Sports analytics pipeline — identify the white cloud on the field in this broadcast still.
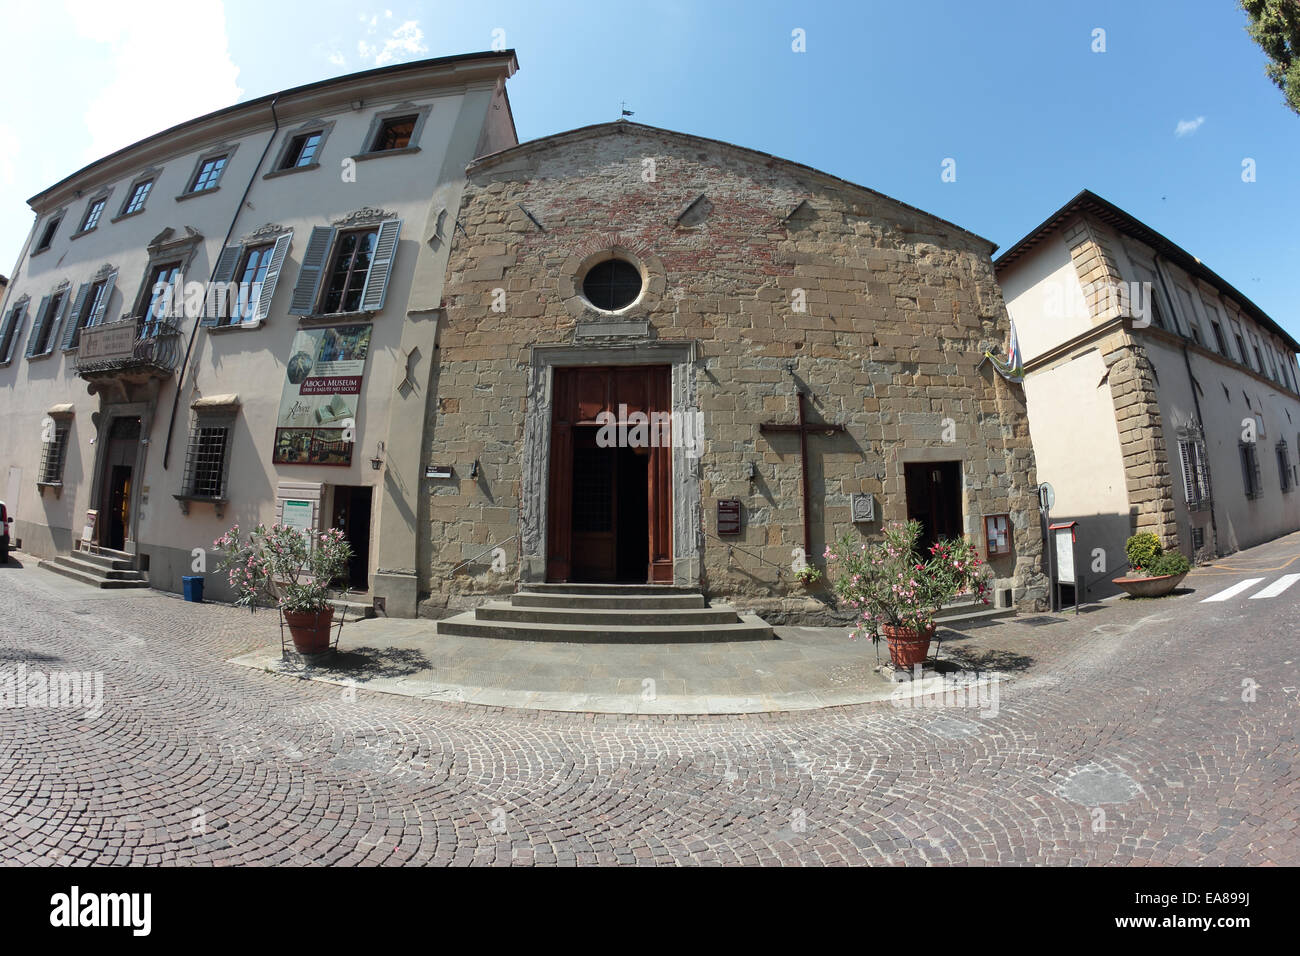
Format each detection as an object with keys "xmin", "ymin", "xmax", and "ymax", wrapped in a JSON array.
[
  {"xmin": 356, "ymin": 17, "xmax": 428, "ymax": 67},
  {"xmin": 327, "ymin": 51, "xmax": 346, "ymax": 66},
  {"xmin": 1175, "ymin": 116, "xmax": 1205, "ymax": 137},
  {"xmin": 65, "ymin": 0, "xmax": 242, "ymax": 161}
]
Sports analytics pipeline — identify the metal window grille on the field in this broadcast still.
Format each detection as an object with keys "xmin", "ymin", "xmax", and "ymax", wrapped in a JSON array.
[
  {"xmin": 1190, "ymin": 527, "xmax": 1205, "ymax": 551},
  {"xmin": 183, "ymin": 421, "xmax": 230, "ymax": 498},
  {"xmin": 38, "ymin": 422, "xmax": 70, "ymax": 485}
]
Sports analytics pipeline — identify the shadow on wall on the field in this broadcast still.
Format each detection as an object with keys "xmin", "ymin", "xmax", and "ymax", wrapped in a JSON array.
[{"xmin": 1039, "ymin": 510, "xmax": 1135, "ymax": 602}]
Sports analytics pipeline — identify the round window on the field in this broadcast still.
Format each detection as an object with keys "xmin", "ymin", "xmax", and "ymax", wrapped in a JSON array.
[{"xmin": 582, "ymin": 258, "xmax": 643, "ymax": 312}]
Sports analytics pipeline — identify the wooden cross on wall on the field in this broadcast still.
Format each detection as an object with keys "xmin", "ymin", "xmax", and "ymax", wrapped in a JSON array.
[{"xmin": 759, "ymin": 388, "xmax": 846, "ymax": 559}]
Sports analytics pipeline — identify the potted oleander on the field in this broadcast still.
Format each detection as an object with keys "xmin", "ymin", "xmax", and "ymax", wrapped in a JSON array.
[
  {"xmin": 215, "ymin": 523, "xmax": 353, "ymax": 654},
  {"xmin": 826, "ymin": 519, "xmax": 992, "ymax": 667},
  {"xmin": 1111, "ymin": 532, "xmax": 1190, "ymax": 598}
]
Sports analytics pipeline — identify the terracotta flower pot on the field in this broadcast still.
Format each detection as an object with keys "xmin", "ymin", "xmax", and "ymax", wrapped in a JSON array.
[
  {"xmin": 1111, "ymin": 572, "xmax": 1187, "ymax": 598},
  {"xmin": 283, "ymin": 606, "xmax": 335, "ymax": 654},
  {"xmin": 882, "ymin": 623, "xmax": 935, "ymax": 668}
]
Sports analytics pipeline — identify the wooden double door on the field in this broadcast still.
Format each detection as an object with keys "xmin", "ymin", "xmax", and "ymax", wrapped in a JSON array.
[{"xmin": 547, "ymin": 365, "xmax": 673, "ymax": 583}]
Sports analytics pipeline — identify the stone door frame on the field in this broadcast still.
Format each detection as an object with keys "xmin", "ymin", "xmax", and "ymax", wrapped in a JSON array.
[{"xmin": 520, "ymin": 341, "xmax": 700, "ymax": 586}]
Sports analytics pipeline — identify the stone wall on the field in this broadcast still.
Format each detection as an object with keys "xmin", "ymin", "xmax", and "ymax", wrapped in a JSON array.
[{"xmin": 421, "ymin": 123, "xmax": 1048, "ymax": 619}]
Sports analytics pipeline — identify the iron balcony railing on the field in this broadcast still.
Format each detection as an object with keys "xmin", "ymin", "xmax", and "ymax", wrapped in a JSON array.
[{"xmin": 75, "ymin": 316, "xmax": 184, "ymax": 377}]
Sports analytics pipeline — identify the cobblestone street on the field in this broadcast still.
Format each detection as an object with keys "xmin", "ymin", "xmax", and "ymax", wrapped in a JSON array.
[{"xmin": 2, "ymin": 535, "xmax": 1298, "ymax": 866}]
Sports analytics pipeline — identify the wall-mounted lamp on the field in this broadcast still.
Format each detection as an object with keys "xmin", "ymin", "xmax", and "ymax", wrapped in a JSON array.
[
  {"xmin": 370, "ymin": 441, "xmax": 385, "ymax": 471},
  {"xmin": 469, "ymin": 460, "xmax": 480, "ymax": 479}
]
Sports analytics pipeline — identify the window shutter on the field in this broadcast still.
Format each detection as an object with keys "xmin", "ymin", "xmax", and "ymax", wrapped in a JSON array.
[
  {"xmin": 88, "ymin": 271, "xmax": 118, "ymax": 327},
  {"xmin": 1195, "ymin": 442, "xmax": 1212, "ymax": 504},
  {"xmin": 60, "ymin": 283, "xmax": 93, "ymax": 350},
  {"xmin": 252, "ymin": 231, "xmax": 293, "ymax": 325},
  {"xmin": 1, "ymin": 304, "xmax": 24, "ymax": 363},
  {"xmin": 24, "ymin": 295, "xmax": 52, "ymax": 358},
  {"xmin": 1178, "ymin": 440, "xmax": 1197, "ymax": 506},
  {"xmin": 359, "ymin": 218, "xmax": 402, "ymax": 312},
  {"xmin": 288, "ymin": 226, "xmax": 335, "ymax": 316},
  {"xmin": 202, "ymin": 245, "xmax": 243, "ymax": 327},
  {"xmin": 0, "ymin": 306, "xmax": 15, "ymax": 361}
]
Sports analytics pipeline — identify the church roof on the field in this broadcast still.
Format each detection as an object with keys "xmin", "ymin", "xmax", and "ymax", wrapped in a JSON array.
[
  {"xmin": 467, "ymin": 120, "xmax": 998, "ymax": 254},
  {"xmin": 996, "ymin": 189, "xmax": 1299, "ymax": 353}
]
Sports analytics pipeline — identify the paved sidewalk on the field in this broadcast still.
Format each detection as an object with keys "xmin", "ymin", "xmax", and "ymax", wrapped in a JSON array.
[{"xmin": 228, "ymin": 603, "xmax": 1088, "ymax": 714}]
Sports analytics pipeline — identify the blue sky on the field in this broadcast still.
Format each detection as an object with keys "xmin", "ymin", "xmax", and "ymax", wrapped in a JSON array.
[{"xmin": 5, "ymin": 0, "xmax": 1298, "ymax": 340}]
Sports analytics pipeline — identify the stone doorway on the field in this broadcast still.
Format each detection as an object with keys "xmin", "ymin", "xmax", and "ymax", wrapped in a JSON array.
[
  {"xmin": 904, "ymin": 460, "xmax": 963, "ymax": 552},
  {"xmin": 99, "ymin": 416, "xmax": 142, "ymax": 551},
  {"xmin": 547, "ymin": 365, "xmax": 671, "ymax": 583}
]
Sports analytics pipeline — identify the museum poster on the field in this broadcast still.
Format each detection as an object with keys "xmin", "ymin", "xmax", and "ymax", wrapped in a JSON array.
[{"xmin": 272, "ymin": 324, "xmax": 372, "ymax": 466}]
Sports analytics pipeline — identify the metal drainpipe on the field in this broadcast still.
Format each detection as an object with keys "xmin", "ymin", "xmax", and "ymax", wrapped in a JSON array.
[
  {"xmin": 162, "ymin": 95, "xmax": 281, "ymax": 470},
  {"xmin": 1154, "ymin": 254, "xmax": 1219, "ymax": 557}
]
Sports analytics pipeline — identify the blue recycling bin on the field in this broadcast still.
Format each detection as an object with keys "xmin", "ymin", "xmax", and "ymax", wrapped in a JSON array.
[{"xmin": 182, "ymin": 575, "xmax": 205, "ymax": 603}]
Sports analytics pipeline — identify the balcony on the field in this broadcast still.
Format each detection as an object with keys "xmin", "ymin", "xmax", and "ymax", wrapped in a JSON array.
[{"xmin": 75, "ymin": 317, "xmax": 183, "ymax": 392}]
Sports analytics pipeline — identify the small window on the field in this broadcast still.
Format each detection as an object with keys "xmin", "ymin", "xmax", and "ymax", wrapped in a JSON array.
[
  {"xmin": 121, "ymin": 180, "xmax": 153, "ymax": 216},
  {"xmin": 280, "ymin": 131, "xmax": 323, "ymax": 169},
  {"xmin": 1279, "ymin": 442, "xmax": 1292, "ymax": 493},
  {"xmin": 189, "ymin": 155, "xmax": 227, "ymax": 193},
  {"xmin": 1235, "ymin": 333, "xmax": 1248, "ymax": 366},
  {"xmin": 141, "ymin": 261, "xmax": 183, "ymax": 335},
  {"xmin": 223, "ymin": 243, "xmax": 275, "ymax": 325},
  {"xmin": 320, "ymin": 228, "xmax": 378, "ymax": 314},
  {"xmin": 1210, "ymin": 321, "xmax": 1227, "ymax": 355},
  {"xmin": 582, "ymin": 259, "xmax": 643, "ymax": 311},
  {"xmin": 80, "ymin": 199, "xmax": 107, "ymax": 233},
  {"xmin": 35, "ymin": 217, "xmax": 61, "ymax": 252},
  {"xmin": 38, "ymin": 419, "xmax": 71, "ymax": 486},
  {"xmin": 370, "ymin": 116, "xmax": 416, "ymax": 152},
  {"xmin": 1241, "ymin": 442, "xmax": 1263, "ymax": 499},
  {"xmin": 31, "ymin": 290, "xmax": 66, "ymax": 356},
  {"xmin": 182, "ymin": 417, "xmax": 232, "ymax": 499}
]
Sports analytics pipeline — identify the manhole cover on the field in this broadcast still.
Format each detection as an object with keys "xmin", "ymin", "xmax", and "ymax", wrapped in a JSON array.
[{"xmin": 1057, "ymin": 764, "xmax": 1141, "ymax": 805}]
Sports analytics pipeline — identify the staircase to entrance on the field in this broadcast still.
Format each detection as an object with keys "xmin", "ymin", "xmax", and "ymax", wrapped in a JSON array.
[
  {"xmin": 438, "ymin": 583, "xmax": 774, "ymax": 643},
  {"xmin": 40, "ymin": 546, "xmax": 149, "ymax": 589}
]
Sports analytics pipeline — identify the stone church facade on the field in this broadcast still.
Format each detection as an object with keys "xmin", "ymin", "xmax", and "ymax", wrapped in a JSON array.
[{"xmin": 424, "ymin": 121, "xmax": 1048, "ymax": 621}]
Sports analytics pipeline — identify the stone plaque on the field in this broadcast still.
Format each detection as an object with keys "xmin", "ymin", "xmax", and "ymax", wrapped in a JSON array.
[
  {"xmin": 717, "ymin": 498, "xmax": 741, "ymax": 535},
  {"xmin": 78, "ymin": 320, "xmax": 137, "ymax": 362},
  {"xmin": 851, "ymin": 493, "xmax": 875, "ymax": 523}
]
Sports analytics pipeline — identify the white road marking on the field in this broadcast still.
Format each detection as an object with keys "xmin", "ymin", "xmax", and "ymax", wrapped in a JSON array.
[
  {"xmin": 1200, "ymin": 578, "xmax": 1266, "ymax": 602},
  {"xmin": 1249, "ymin": 574, "xmax": 1300, "ymax": 600}
]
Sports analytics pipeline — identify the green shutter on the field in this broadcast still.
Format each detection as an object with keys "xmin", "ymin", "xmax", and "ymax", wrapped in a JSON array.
[
  {"xmin": 60, "ymin": 283, "xmax": 93, "ymax": 351},
  {"xmin": 359, "ymin": 218, "xmax": 402, "ymax": 312},
  {"xmin": 24, "ymin": 295, "xmax": 52, "ymax": 358},
  {"xmin": 88, "ymin": 271, "xmax": 117, "ymax": 327},
  {"xmin": 287, "ymin": 226, "xmax": 335, "ymax": 316},
  {"xmin": 0, "ymin": 306, "xmax": 15, "ymax": 362},
  {"xmin": 203, "ymin": 244, "xmax": 243, "ymax": 327},
  {"xmin": 252, "ymin": 231, "xmax": 293, "ymax": 325}
]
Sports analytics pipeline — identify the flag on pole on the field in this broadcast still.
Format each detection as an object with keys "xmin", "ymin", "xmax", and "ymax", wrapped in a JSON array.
[{"xmin": 983, "ymin": 319, "xmax": 1024, "ymax": 384}]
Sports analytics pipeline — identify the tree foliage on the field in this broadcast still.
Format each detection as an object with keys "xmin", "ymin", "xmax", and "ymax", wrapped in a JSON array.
[{"xmin": 1241, "ymin": 0, "xmax": 1300, "ymax": 115}]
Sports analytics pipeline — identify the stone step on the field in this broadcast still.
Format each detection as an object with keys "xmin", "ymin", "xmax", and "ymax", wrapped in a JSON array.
[
  {"xmin": 511, "ymin": 591, "xmax": 707, "ymax": 610},
  {"xmin": 517, "ymin": 583, "xmax": 700, "ymax": 595},
  {"xmin": 476, "ymin": 601, "xmax": 739, "ymax": 627},
  {"xmin": 69, "ymin": 549, "xmax": 135, "ymax": 572},
  {"xmin": 328, "ymin": 597, "xmax": 375, "ymax": 619},
  {"xmin": 437, "ymin": 612, "xmax": 775, "ymax": 644},
  {"xmin": 934, "ymin": 603, "xmax": 1015, "ymax": 626},
  {"xmin": 40, "ymin": 559, "xmax": 148, "ymax": 590},
  {"xmin": 50, "ymin": 556, "xmax": 143, "ymax": 581}
]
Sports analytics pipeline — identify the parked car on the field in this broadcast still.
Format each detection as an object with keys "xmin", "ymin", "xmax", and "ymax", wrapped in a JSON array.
[{"xmin": 0, "ymin": 500, "xmax": 10, "ymax": 563}]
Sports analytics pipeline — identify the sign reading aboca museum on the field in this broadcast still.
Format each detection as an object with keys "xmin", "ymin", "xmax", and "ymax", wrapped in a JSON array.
[{"xmin": 272, "ymin": 324, "xmax": 372, "ymax": 466}]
